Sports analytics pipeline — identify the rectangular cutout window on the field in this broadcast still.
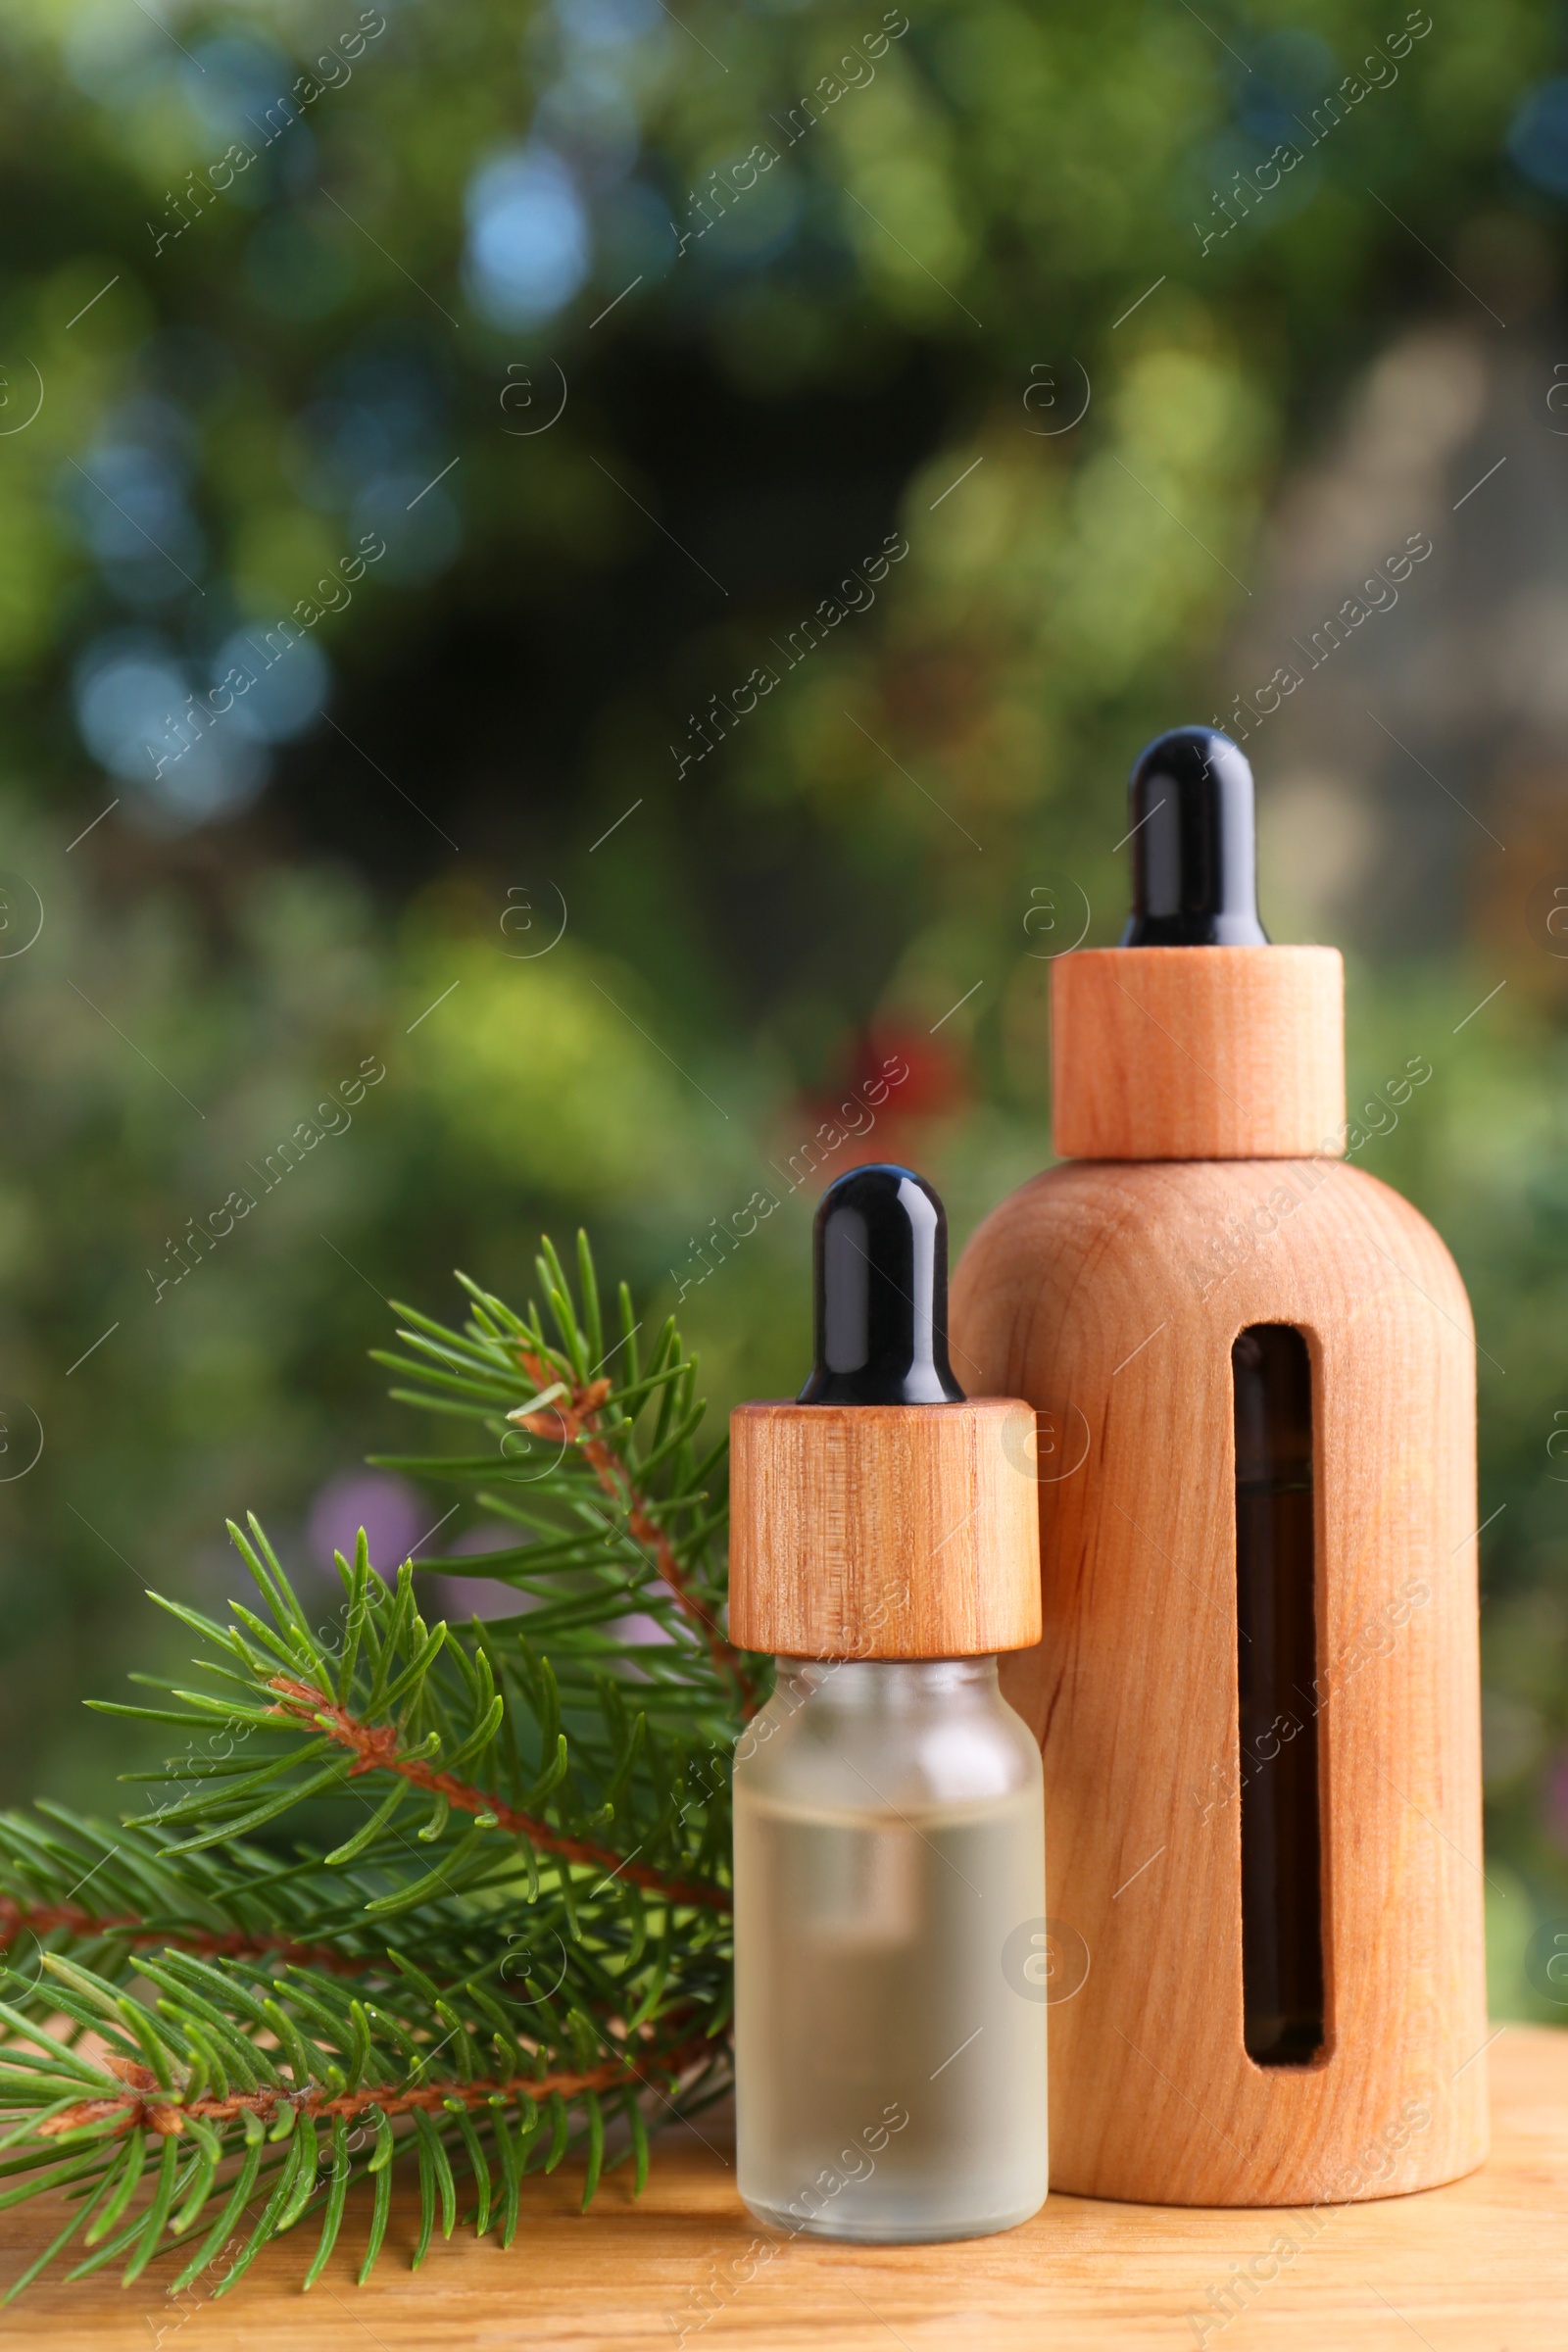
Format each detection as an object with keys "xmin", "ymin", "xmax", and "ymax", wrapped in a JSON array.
[{"xmin": 1233, "ymin": 1324, "xmax": 1325, "ymax": 2066}]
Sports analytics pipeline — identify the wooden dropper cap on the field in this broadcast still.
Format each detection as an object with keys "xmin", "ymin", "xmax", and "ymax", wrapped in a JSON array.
[
  {"xmin": 728, "ymin": 1165, "xmax": 1041, "ymax": 1660},
  {"xmin": 1052, "ymin": 727, "xmax": 1346, "ymax": 1160}
]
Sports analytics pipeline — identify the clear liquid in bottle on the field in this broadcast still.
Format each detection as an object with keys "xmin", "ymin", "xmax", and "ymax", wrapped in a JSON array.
[{"xmin": 733, "ymin": 1656, "xmax": 1049, "ymax": 2242}]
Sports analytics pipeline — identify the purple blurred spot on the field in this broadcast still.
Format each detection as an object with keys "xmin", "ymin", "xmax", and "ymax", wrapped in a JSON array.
[
  {"xmin": 307, "ymin": 1471, "xmax": 424, "ymax": 1583},
  {"xmin": 436, "ymin": 1576, "xmax": 536, "ymax": 1622},
  {"xmin": 606, "ymin": 1611, "xmax": 677, "ymax": 1647},
  {"xmin": 450, "ymin": 1522, "xmax": 519, "ymax": 1558},
  {"xmin": 428, "ymin": 1522, "xmax": 534, "ymax": 1622}
]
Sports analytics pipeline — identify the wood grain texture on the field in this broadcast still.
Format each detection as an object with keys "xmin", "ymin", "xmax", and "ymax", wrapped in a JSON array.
[
  {"xmin": 2, "ymin": 2027, "xmax": 1563, "ymax": 2350},
  {"xmin": 728, "ymin": 1399, "xmax": 1041, "ymax": 1658},
  {"xmin": 1052, "ymin": 946, "xmax": 1346, "ymax": 1160},
  {"xmin": 950, "ymin": 1156, "xmax": 1487, "ymax": 2205}
]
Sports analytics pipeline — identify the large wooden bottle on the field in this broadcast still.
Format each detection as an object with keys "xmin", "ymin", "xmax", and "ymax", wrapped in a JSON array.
[{"xmin": 950, "ymin": 728, "xmax": 1488, "ymax": 2206}]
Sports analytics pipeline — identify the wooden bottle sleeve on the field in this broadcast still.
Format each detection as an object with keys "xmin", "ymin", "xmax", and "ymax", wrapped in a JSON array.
[{"xmin": 949, "ymin": 1155, "xmax": 1489, "ymax": 2205}]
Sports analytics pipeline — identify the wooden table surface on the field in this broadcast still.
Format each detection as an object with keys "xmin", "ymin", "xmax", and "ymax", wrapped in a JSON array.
[{"xmin": 3, "ymin": 2026, "xmax": 1564, "ymax": 2350}]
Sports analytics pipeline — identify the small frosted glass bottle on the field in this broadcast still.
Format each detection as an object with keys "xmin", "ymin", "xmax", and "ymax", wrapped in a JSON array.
[{"xmin": 729, "ymin": 1164, "xmax": 1049, "ymax": 2243}]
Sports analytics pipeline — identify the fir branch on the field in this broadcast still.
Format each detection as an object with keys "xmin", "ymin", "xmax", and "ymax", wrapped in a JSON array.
[
  {"xmin": 0, "ymin": 1939, "xmax": 727, "ymax": 2297},
  {"xmin": 265, "ymin": 1675, "xmax": 731, "ymax": 1913},
  {"xmin": 96, "ymin": 1516, "xmax": 735, "ymax": 1916},
  {"xmin": 0, "ymin": 1812, "xmax": 407, "ymax": 1988},
  {"xmin": 0, "ymin": 1233, "xmax": 746, "ymax": 2300}
]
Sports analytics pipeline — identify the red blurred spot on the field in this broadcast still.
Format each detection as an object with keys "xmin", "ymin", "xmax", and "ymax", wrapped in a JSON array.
[{"xmin": 778, "ymin": 1026, "xmax": 968, "ymax": 1188}]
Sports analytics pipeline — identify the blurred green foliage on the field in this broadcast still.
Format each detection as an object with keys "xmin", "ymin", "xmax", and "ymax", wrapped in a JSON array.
[{"xmin": 0, "ymin": 0, "xmax": 1564, "ymax": 2020}]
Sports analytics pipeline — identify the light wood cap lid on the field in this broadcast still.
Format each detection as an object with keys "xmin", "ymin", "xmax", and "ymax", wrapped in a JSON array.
[
  {"xmin": 728, "ymin": 1398, "xmax": 1042, "ymax": 1659},
  {"xmin": 1052, "ymin": 944, "xmax": 1345, "ymax": 1160}
]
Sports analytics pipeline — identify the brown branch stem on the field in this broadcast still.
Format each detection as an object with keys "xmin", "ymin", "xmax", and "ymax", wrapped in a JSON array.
[
  {"xmin": 512, "ymin": 1351, "xmax": 759, "ymax": 1716},
  {"xmin": 267, "ymin": 1679, "xmax": 731, "ymax": 1913},
  {"xmin": 0, "ymin": 1897, "xmax": 368, "ymax": 1977},
  {"xmin": 37, "ymin": 2031, "xmax": 719, "ymax": 2140}
]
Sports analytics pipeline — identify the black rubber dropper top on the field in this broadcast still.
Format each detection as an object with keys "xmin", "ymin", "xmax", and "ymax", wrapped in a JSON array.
[
  {"xmin": 1119, "ymin": 726, "xmax": 1269, "ymax": 947},
  {"xmin": 797, "ymin": 1164, "xmax": 965, "ymax": 1406}
]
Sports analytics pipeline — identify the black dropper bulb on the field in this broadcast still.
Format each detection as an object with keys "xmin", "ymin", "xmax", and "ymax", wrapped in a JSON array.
[
  {"xmin": 797, "ymin": 1164, "xmax": 965, "ymax": 1406},
  {"xmin": 1120, "ymin": 726, "xmax": 1269, "ymax": 947}
]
